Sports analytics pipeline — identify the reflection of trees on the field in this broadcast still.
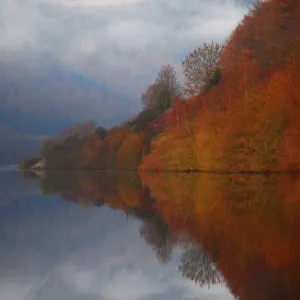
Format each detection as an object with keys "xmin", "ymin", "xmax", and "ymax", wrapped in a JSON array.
[
  {"xmin": 19, "ymin": 169, "xmax": 300, "ymax": 299},
  {"xmin": 179, "ymin": 242, "xmax": 221, "ymax": 287},
  {"xmin": 140, "ymin": 215, "xmax": 173, "ymax": 264}
]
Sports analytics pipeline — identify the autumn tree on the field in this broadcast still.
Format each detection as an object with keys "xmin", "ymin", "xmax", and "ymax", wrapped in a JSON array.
[
  {"xmin": 182, "ymin": 42, "xmax": 223, "ymax": 97},
  {"xmin": 71, "ymin": 120, "xmax": 96, "ymax": 138},
  {"xmin": 141, "ymin": 83, "xmax": 159, "ymax": 111},
  {"xmin": 56, "ymin": 120, "xmax": 96, "ymax": 143},
  {"xmin": 141, "ymin": 64, "xmax": 182, "ymax": 113}
]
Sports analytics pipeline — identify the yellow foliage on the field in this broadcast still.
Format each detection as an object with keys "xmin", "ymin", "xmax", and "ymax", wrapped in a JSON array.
[{"xmin": 117, "ymin": 132, "xmax": 144, "ymax": 169}]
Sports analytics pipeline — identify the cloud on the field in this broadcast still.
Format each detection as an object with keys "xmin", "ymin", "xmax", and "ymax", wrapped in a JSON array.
[
  {"xmin": 0, "ymin": 0, "xmax": 252, "ymax": 138},
  {"xmin": 0, "ymin": 0, "xmax": 249, "ymax": 98},
  {"xmin": 0, "ymin": 201, "xmax": 234, "ymax": 300},
  {"xmin": 0, "ymin": 277, "xmax": 40, "ymax": 300},
  {"xmin": 56, "ymin": 0, "xmax": 149, "ymax": 7},
  {"xmin": 47, "ymin": 218, "xmax": 234, "ymax": 300},
  {"xmin": 56, "ymin": 264, "xmax": 233, "ymax": 300}
]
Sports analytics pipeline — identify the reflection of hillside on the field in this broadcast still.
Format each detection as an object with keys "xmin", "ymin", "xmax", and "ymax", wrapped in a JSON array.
[
  {"xmin": 140, "ymin": 172, "xmax": 300, "ymax": 300},
  {"xmin": 37, "ymin": 171, "xmax": 142, "ymax": 209},
  {"xmin": 31, "ymin": 171, "xmax": 300, "ymax": 299}
]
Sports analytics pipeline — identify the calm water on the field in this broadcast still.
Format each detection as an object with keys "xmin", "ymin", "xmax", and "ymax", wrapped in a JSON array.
[{"xmin": 0, "ymin": 170, "xmax": 299, "ymax": 300}]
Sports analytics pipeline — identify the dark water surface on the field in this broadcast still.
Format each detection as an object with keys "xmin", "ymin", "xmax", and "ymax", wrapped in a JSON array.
[{"xmin": 0, "ymin": 170, "xmax": 299, "ymax": 300}]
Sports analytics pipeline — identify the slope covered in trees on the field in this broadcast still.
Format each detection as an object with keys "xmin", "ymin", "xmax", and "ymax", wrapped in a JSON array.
[
  {"xmin": 20, "ymin": 0, "xmax": 300, "ymax": 172},
  {"xmin": 140, "ymin": 0, "xmax": 300, "ymax": 172}
]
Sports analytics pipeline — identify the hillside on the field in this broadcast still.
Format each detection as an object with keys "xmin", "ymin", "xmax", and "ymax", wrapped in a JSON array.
[
  {"xmin": 140, "ymin": 0, "xmax": 300, "ymax": 172},
  {"xmin": 21, "ymin": 0, "xmax": 300, "ymax": 172}
]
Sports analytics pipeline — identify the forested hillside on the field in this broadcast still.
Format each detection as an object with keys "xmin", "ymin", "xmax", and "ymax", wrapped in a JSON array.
[{"xmin": 21, "ymin": 0, "xmax": 300, "ymax": 172}]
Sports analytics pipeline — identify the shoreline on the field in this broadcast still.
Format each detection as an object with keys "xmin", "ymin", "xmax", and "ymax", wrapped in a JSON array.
[{"xmin": 17, "ymin": 167, "xmax": 300, "ymax": 175}]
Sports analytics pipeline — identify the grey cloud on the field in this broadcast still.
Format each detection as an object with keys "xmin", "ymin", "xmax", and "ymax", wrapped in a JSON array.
[
  {"xmin": 0, "ymin": 226, "xmax": 233, "ymax": 300},
  {"xmin": 0, "ymin": 0, "xmax": 250, "ymax": 97},
  {"xmin": 0, "ymin": 196, "xmax": 234, "ymax": 300}
]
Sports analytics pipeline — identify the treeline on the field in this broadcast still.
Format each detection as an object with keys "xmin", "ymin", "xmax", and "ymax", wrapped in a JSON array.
[{"xmin": 21, "ymin": 0, "xmax": 300, "ymax": 172}]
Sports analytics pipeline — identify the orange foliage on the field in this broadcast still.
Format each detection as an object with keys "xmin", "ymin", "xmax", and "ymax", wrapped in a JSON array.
[
  {"xmin": 28, "ymin": 0, "xmax": 300, "ymax": 173},
  {"xmin": 117, "ymin": 132, "xmax": 144, "ymax": 169},
  {"xmin": 141, "ymin": 0, "xmax": 300, "ymax": 172},
  {"xmin": 139, "ymin": 172, "xmax": 300, "ymax": 299},
  {"xmin": 35, "ymin": 171, "xmax": 300, "ymax": 299}
]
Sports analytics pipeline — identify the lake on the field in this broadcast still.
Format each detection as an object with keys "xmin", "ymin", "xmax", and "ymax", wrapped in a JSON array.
[{"xmin": 0, "ymin": 169, "xmax": 299, "ymax": 300}]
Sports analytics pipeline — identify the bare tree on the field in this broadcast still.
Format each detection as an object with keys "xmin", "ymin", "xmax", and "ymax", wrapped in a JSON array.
[
  {"xmin": 179, "ymin": 242, "xmax": 221, "ymax": 287},
  {"xmin": 141, "ymin": 64, "xmax": 182, "ymax": 112},
  {"xmin": 141, "ymin": 83, "xmax": 160, "ymax": 110},
  {"xmin": 182, "ymin": 42, "xmax": 223, "ymax": 97},
  {"xmin": 140, "ymin": 216, "xmax": 173, "ymax": 264}
]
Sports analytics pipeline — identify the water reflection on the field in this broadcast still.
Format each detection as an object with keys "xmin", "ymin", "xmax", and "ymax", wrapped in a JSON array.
[
  {"xmin": 1, "ymin": 170, "xmax": 300, "ymax": 299},
  {"xmin": 179, "ymin": 242, "xmax": 221, "ymax": 288}
]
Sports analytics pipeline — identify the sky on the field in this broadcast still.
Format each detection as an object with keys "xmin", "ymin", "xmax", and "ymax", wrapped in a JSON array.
[
  {"xmin": 0, "ymin": 0, "xmax": 252, "ymax": 162},
  {"xmin": 0, "ymin": 0, "xmax": 250, "ymax": 95}
]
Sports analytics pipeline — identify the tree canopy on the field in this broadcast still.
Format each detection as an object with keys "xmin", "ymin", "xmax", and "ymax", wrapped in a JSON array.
[
  {"xmin": 182, "ymin": 42, "xmax": 223, "ymax": 97},
  {"xmin": 141, "ymin": 64, "xmax": 182, "ymax": 112}
]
